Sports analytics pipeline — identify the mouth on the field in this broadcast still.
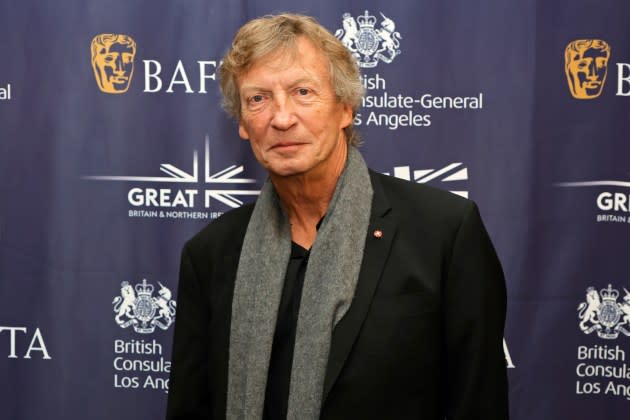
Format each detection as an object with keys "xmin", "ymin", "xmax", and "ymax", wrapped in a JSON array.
[{"xmin": 271, "ymin": 142, "xmax": 305, "ymax": 151}]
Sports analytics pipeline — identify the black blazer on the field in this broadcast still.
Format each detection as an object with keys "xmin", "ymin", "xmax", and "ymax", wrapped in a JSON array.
[{"xmin": 166, "ymin": 171, "xmax": 508, "ymax": 419}]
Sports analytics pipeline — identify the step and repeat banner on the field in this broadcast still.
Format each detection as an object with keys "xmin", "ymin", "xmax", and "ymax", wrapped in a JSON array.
[{"xmin": 1, "ymin": 0, "xmax": 629, "ymax": 419}]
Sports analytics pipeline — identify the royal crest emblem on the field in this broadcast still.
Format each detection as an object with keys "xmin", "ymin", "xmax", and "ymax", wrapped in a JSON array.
[
  {"xmin": 112, "ymin": 279, "xmax": 177, "ymax": 334},
  {"xmin": 578, "ymin": 284, "xmax": 630, "ymax": 339},
  {"xmin": 335, "ymin": 10, "xmax": 402, "ymax": 68}
]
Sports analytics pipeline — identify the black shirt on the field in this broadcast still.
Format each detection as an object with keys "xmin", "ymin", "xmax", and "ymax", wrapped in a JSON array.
[{"xmin": 263, "ymin": 241, "xmax": 310, "ymax": 420}]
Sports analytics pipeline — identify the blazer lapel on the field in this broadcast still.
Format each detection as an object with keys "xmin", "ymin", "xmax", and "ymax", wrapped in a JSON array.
[{"xmin": 323, "ymin": 172, "xmax": 397, "ymax": 401}]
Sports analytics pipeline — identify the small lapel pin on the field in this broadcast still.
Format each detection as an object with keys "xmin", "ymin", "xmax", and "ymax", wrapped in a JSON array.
[{"xmin": 373, "ymin": 229, "xmax": 383, "ymax": 239}]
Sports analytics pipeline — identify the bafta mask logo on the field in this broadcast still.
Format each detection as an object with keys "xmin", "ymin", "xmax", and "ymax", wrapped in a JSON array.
[
  {"xmin": 564, "ymin": 39, "xmax": 611, "ymax": 99},
  {"xmin": 91, "ymin": 34, "xmax": 136, "ymax": 94}
]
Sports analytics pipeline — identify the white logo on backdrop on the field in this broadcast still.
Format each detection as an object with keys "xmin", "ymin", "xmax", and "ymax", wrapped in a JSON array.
[
  {"xmin": 384, "ymin": 163, "xmax": 469, "ymax": 198},
  {"xmin": 82, "ymin": 135, "xmax": 260, "ymax": 208},
  {"xmin": 113, "ymin": 279, "xmax": 177, "ymax": 334},
  {"xmin": 554, "ymin": 178, "xmax": 630, "ymax": 224},
  {"xmin": 335, "ymin": 10, "xmax": 402, "ymax": 68},
  {"xmin": 555, "ymin": 180, "xmax": 630, "ymax": 188},
  {"xmin": 578, "ymin": 284, "xmax": 630, "ymax": 339}
]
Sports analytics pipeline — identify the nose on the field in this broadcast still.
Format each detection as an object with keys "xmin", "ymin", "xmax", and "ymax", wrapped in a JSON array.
[{"xmin": 270, "ymin": 94, "xmax": 297, "ymax": 131}]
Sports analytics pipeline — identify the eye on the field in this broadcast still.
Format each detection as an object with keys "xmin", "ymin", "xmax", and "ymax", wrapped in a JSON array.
[
  {"xmin": 298, "ymin": 88, "xmax": 309, "ymax": 95},
  {"xmin": 245, "ymin": 94, "xmax": 267, "ymax": 110}
]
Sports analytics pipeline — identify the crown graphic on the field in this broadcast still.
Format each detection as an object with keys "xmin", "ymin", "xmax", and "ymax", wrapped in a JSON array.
[
  {"xmin": 357, "ymin": 10, "xmax": 377, "ymax": 28},
  {"xmin": 600, "ymin": 284, "xmax": 619, "ymax": 301},
  {"xmin": 135, "ymin": 279, "xmax": 154, "ymax": 296}
]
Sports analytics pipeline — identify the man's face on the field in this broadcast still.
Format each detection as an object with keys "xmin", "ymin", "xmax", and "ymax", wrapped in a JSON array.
[
  {"xmin": 92, "ymin": 39, "xmax": 135, "ymax": 93},
  {"xmin": 237, "ymin": 37, "xmax": 353, "ymax": 179},
  {"xmin": 566, "ymin": 46, "xmax": 609, "ymax": 99}
]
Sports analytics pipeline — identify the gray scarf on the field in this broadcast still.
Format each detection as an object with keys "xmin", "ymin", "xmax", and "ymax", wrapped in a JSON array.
[{"xmin": 227, "ymin": 146, "xmax": 373, "ymax": 419}]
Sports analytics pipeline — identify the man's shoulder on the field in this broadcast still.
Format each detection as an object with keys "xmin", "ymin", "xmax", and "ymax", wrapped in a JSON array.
[
  {"xmin": 185, "ymin": 203, "xmax": 255, "ymax": 254},
  {"xmin": 369, "ymin": 170, "xmax": 483, "ymax": 249},
  {"xmin": 370, "ymin": 170, "xmax": 473, "ymax": 219}
]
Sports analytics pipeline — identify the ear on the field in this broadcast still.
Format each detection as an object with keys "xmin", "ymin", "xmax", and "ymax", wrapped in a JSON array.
[
  {"xmin": 339, "ymin": 103, "xmax": 353, "ymax": 130},
  {"xmin": 238, "ymin": 122, "xmax": 250, "ymax": 140}
]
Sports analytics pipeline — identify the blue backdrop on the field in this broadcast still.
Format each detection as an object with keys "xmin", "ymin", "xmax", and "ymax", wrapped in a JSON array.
[{"xmin": 2, "ymin": 0, "xmax": 630, "ymax": 418}]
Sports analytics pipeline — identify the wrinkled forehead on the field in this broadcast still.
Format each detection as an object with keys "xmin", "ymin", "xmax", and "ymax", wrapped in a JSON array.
[
  {"xmin": 238, "ymin": 38, "xmax": 330, "ymax": 85},
  {"xmin": 252, "ymin": 46, "xmax": 299, "ymax": 71}
]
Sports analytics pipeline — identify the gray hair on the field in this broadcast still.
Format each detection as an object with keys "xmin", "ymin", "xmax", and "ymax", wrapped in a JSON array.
[{"xmin": 219, "ymin": 13, "xmax": 364, "ymax": 145}]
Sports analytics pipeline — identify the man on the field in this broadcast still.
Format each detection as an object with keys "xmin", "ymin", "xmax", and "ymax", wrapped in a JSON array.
[{"xmin": 167, "ymin": 13, "xmax": 508, "ymax": 420}]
